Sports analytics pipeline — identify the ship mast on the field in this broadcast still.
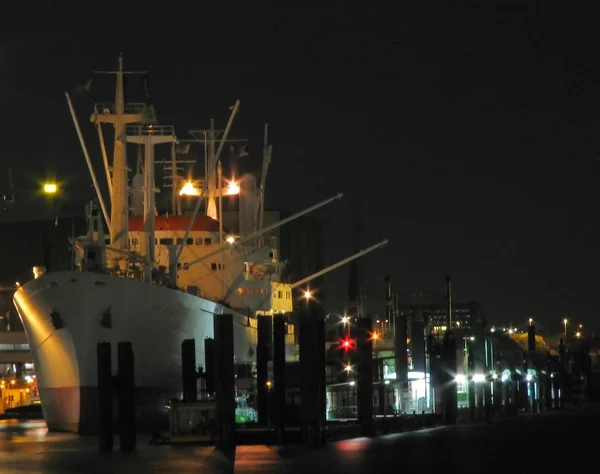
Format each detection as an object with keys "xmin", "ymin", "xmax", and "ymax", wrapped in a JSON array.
[
  {"xmin": 92, "ymin": 54, "xmax": 148, "ymax": 258},
  {"xmin": 127, "ymin": 125, "xmax": 176, "ymax": 279},
  {"xmin": 109, "ymin": 55, "xmax": 128, "ymax": 250}
]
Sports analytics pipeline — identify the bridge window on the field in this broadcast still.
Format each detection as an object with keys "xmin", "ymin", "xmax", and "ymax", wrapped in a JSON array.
[
  {"xmin": 160, "ymin": 238, "xmax": 174, "ymax": 245},
  {"xmin": 195, "ymin": 238, "xmax": 203, "ymax": 245},
  {"xmin": 186, "ymin": 238, "xmax": 193, "ymax": 245},
  {"xmin": 237, "ymin": 288, "xmax": 268, "ymax": 296},
  {"xmin": 0, "ymin": 343, "xmax": 30, "ymax": 351},
  {"xmin": 204, "ymin": 238, "xmax": 212, "ymax": 245}
]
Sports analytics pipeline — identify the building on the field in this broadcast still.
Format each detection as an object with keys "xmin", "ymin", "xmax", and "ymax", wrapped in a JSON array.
[{"xmin": 396, "ymin": 291, "xmax": 484, "ymax": 333}]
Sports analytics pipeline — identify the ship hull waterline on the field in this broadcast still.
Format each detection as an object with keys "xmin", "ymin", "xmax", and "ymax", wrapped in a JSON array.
[{"xmin": 13, "ymin": 271, "xmax": 257, "ymax": 435}]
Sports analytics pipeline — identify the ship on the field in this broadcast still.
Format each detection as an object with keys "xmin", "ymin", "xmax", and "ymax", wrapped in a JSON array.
[{"xmin": 13, "ymin": 55, "xmax": 387, "ymax": 434}]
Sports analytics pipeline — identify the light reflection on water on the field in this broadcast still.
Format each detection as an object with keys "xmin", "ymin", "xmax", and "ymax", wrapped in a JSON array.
[
  {"xmin": 0, "ymin": 419, "xmax": 48, "ymax": 442},
  {"xmin": 333, "ymin": 436, "xmax": 371, "ymax": 465}
]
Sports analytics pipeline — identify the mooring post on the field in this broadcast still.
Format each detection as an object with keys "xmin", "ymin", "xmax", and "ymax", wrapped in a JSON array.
[
  {"xmin": 97, "ymin": 341, "xmax": 113, "ymax": 452},
  {"xmin": 356, "ymin": 317, "xmax": 373, "ymax": 437},
  {"xmin": 300, "ymin": 297, "xmax": 323, "ymax": 447},
  {"xmin": 272, "ymin": 314, "xmax": 286, "ymax": 444},
  {"xmin": 214, "ymin": 314, "xmax": 235, "ymax": 452},
  {"xmin": 117, "ymin": 341, "xmax": 136, "ymax": 453},
  {"xmin": 317, "ymin": 311, "xmax": 326, "ymax": 444},
  {"xmin": 182, "ymin": 338, "xmax": 197, "ymax": 403},
  {"xmin": 442, "ymin": 333, "xmax": 458, "ymax": 425},
  {"xmin": 204, "ymin": 338, "xmax": 215, "ymax": 398},
  {"xmin": 257, "ymin": 315, "xmax": 272, "ymax": 426}
]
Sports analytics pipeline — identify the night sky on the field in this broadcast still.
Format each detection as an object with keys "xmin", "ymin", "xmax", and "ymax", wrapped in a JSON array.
[{"xmin": 2, "ymin": 2, "xmax": 599, "ymax": 330}]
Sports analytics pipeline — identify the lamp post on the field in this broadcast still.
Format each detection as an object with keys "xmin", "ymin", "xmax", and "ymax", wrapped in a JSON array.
[{"xmin": 563, "ymin": 319, "xmax": 568, "ymax": 341}]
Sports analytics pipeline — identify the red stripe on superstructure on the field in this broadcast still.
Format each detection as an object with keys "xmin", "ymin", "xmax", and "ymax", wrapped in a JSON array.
[{"xmin": 128, "ymin": 215, "xmax": 222, "ymax": 232}]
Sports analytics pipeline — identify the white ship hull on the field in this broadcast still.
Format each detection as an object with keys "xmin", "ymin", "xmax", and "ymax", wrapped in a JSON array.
[{"xmin": 13, "ymin": 271, "xmax": 256, "ymax": 434}]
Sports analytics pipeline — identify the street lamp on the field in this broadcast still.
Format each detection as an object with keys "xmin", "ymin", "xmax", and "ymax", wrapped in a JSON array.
[
  {"xmin": 43, "ymin": 182, "xmax": 58, "ymax": 195},
  {"xmin": 563, "ymin": 319, "xmax": 568, "ymax": 341}
]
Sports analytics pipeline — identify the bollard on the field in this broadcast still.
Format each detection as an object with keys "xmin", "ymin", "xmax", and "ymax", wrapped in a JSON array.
[
  {"xmin": 117, "ymin": 341, "xmax": 136, "ymax": 453},
  {"xmin": 442, "ymin": 333, "xmax": 458, "ymax": 425},
  {"xmin": 300, "ymin": 298, "xmax": 323, "ymax": 447},
  {"xmin": 257, "ymin": 316, "xmax": 272, "ymax": 426},
  {"xmin": 181, "ymin": 339, "xmax": 197, "ymax": 403},
  {"xmin": 468, "ymin": 378, "xmax": 476, "ymax": 421},
  {"xmin": 483, "ymin": 379, "xmax": 492, "ymax": 422},
  {"xmin": 272, "ymin": 314, "xmax": 286, "ymax": 444},
  {"xmin": 317, "ymin": 313, "xmax": 326, "ymax": 443},
  {"xmin": 204, "ymin": 338, "xmax": 215, "ymax": 397},
  {"xmin": 356, "ymin": 318, "xmax": 373, "ymax": 436},
  {"xmin": 493, "ymin": 376, "xmax": 502, "ymax": 416},
  {"xmin": 214, "ymin": 314, "xmax": 235, "ymax": 451},
  {"xmin": 545, "ymin": 374, "xmax": 553, "ymax": 411},
  {"xmin": 394, "ymin": 296, "xmax": 408, "ymax": 410},
  {"xmin": 97, "ymin": 342, "xmax": 113, "ymax": 452}
]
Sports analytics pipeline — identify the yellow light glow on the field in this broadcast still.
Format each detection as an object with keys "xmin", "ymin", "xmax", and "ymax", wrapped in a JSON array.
[
  {"xmin": 43, "ymin": 183, "xmax": 57, "ymax": 194},
  {"xmin": 179, "ymin": 181, "xmax": 201, "ymax": 196},
  {"xmin": 266, "ymin": 380, "xmax": 273, "ymax": 388},
  {"xmin": 344, "ymin": 364, "xmax": 352, "ymax": 373},
  {"xmin": 224, "ymin": 180, "xmax": 240, "ymax": 196},
  {"xmin": 304, "ymin": 290, "xmax": 311, "ymax": 300},
  {"xmin": 226, "ymin": 236, "xmax": 235, "ymax": 244}
]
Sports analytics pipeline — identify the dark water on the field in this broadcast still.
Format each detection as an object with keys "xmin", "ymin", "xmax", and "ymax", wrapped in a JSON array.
[{"xmin": 0, "ymin": 405, "xmax": 596, "ymax": 473}]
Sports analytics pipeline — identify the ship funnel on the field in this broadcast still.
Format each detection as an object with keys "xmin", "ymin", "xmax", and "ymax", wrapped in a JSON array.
[{"xmin": 141, "ymin": 104, "xmax": 157, "ymax": 125}]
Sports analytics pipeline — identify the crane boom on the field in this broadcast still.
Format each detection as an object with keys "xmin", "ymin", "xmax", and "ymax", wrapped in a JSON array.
[
  {"xmin": 291, "ymin": 239, "xmax": 389, "ymax": 289},
  {"xmin": 179, "ymin": 192, "xmax": 344, "ymax": 272}
]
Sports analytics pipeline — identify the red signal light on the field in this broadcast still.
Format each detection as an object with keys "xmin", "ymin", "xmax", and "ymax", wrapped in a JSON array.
[{"xmin": 340, "ymin": 337, "xmax": 354, "ymax": 352}]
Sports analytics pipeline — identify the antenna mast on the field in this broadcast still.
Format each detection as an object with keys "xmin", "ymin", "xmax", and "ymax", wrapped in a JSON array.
[{"xmin": 157, "ymin": 142, "xmax": 194, "ymax": 216}]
